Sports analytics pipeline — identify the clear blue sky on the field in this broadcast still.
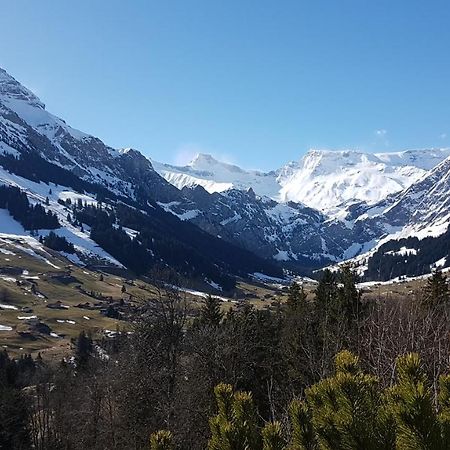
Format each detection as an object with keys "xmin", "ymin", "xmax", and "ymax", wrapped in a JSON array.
[{"xmin": 1, "ymin": 0, "xmax": 450, "ymax": 170}]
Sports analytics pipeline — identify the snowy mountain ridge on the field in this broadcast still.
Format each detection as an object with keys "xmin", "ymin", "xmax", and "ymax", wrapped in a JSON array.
[{"xmin": 153, "ymin": 147, "xmax": 450, "ymax": 216}]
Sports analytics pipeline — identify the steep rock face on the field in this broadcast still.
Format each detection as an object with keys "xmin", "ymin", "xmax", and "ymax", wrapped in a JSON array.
[
  {"xmin": 159, "ymin": 185, "xmax": 355, "ymax": 266},
  {"xmin": 383, "ymin": 156, "xmax": 450, "ymax": 232}
]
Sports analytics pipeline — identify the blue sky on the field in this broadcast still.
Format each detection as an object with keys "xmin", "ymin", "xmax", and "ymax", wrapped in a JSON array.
[{"xmin": 1, "ymin": 0, "xmax": 450, "ymax": 170}]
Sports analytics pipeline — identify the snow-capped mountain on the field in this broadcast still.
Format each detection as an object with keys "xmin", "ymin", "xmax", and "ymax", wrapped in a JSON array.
[
  {"xmin": 153, "ymin": 147, "xmax": 450, "ymax": 216},
  {"xmin": 2, "ymin": 65, "xmax": 450, "ymax": 280},
  {"xmin": 152, "ymin": 153, "xmax": 280, "ymax": 198},
  {"xmin": 276, "ymin": 149, "xmax": 450, "ymax": 215},
  {"xmin": 0, "ymin": 68, "xmax": 181, "ymax": 203},
  {"xmin": 153, "ymin": 146, "xmax": 450, "ymax": 276}
]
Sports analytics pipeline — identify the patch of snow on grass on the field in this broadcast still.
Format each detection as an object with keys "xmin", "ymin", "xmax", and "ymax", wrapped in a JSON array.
[
  {"xmin": 0, "ymin": 276, "xmax": 16, "ymax": 283},
  {"xmin": 0, "ymin": 303, "xmax": 18, "ymax": 310}
]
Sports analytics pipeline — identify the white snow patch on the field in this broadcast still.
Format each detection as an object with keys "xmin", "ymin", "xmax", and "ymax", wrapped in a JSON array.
[
  {"xmin": 385, "ymin": 247, "xmax": 418, "ymax": 256},
  {"xmin": 0, "ymin": 303, "xmax": 18, "ymax": 310},
  {"xmin": 434, "ymin": 257, "xmax": 447, "ymax": 268},
  {"xmin": 251, "ymin": 272, "xmax": 287, "ymax": 284},
  {"xmin": 0, "ymin": 276, "xmax": 16, "ymax": 283}
]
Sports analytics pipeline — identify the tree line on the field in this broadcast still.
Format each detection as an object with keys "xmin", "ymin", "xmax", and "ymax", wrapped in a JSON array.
[{"xmin": 0, "ymin": 184, "xmax": 59, "ymax": 230}]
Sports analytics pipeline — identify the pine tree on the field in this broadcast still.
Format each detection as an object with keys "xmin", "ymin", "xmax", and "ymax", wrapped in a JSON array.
[
  {"xmin": 438, "ymin": 375, "xmax": 450, "ymax": 448},
  {"xmin": 314, "ymin": 269, "xmax": 338, "ymax": 318},
  {"xmin": 287, "ymin": 282, "xmax": 307, "ymax": 311},
  {"xmin": 313, "ymin": 269, "xmax": 342, "ymax": 368},
  {"xmin": 422, "ymin": 269, "xmax": 449, "ymax": 308},
  {"xmin": 204, "ymin": 352, "xmax": 450, "ymax": 450},
  {"xmin": 388, "ymin": 353, "xmax": 441, "ymax": 449},
  {"xmin": 208, "ymin": 383, "xmax": 261, "ymax": 450},
  {"xmin": 306, "ymin": 350, "xmax": 387, "ymax": 450},
  {"xmin": 149, "ymin": 430, "xmax": 174, "ymax": 450},
  {"xmin": 262, "ymin": 422, "xmax": 285, "ymax": 450},
  {"xmin": 289, "ymin": 400, "xmax": 315, "ymax": 450},
  {"xmin": 200, "ymin": 295, "xmax": 223, "ymax": 326},
  {"xmin": 337, "ymin": 264, "xmax": 362, "ymax": 327},
  {"xmin": 75, "ymin": 331, "xmax": 93, "ymax": 369}
]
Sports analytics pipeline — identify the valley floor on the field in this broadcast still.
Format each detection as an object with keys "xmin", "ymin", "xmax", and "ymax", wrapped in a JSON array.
[{"xmin": 0, "ymin": 230, "xmax": 434, "ymax": 358}]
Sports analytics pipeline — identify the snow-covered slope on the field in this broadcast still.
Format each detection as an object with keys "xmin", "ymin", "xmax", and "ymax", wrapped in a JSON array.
[
  {"xmin": 0, "ymin": 68, "xmax": 87, "ymax": 143},
  {"xmin": 374, "ymin": 154, "xmax": 450, "ymax": 238},
  {"xmin": 0, "ymin": 165, "xmax": 124, "ymax": 267},
  {"xmin": 154, "ymin": 148, "xmax": 450, "ymax": 216},
  {"xmin": 277, "ymin": 149, "xmax": 447, "ymax": 214},
  {"xmin": 152, "ymin": 153, "xmax": 280, "ymax": 198}
]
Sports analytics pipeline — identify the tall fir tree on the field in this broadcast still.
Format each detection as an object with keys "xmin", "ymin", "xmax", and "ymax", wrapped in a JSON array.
[
  {"xmin": 200, "ymin": 295, "xmax": 223, "ymax": 326},
  {"xmin": 287, "ymin": 282, "xmax": 308, "ymax": 311},
  {"xmin": 75, "ymin": 330, "xmax": 93, "ymax": 370},
  {"xmin": 337, "ymin": 264, "xmax": 363, "ymax": 332},
  {"xmin": 422, "ymin": 269, "xmax": 449, "ymax": 308},
  {"xmin": 314, "ymin": 269, "xmax": 338, "ymax": 317}
]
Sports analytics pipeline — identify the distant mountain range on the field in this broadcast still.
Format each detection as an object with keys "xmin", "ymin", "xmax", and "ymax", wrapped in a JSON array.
[
  {"xmin": 1, "ymin": 66, "xmax": 450, "ymax": 283},
  {"xmin": 152, "ymin": 148, "xmax": 450, "ymax": 216}
]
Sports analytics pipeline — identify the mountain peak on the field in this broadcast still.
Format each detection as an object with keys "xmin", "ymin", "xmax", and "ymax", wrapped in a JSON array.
[
  {"xmin": 189, "ymin": 153, "xmax": 219, "ymax": 166},
  {"xmin": 188, "ymin": 153, "xmax": 245, "ymax": 174},
  {"xmin": 0, "ymin": 67, "xmax": 44, "ymax": 109}
]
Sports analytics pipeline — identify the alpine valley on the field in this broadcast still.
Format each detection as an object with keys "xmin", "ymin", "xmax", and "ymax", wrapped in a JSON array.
[{"xmin": 1, "ymin": 66, "xmax": 449, "ymax": 286}]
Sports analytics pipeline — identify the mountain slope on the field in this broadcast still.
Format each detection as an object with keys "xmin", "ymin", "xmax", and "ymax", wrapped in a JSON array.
[
  {"xmin": 0, "ymin": 68, "xmax": 283, "ymax": 286},
  {"xmin": 1, "ymin": 67, "xmax": 351, "ymax": 270},
  {"xmin": 334, "ymin": 155, "xmax": 450, "ymax": 280}
]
